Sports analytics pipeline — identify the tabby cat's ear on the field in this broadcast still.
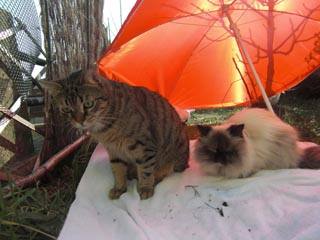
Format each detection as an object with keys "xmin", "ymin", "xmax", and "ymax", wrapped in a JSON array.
[
  {"xmin": 228, "ymin": 124, "xmax": 244, "ymax": 138},
  {"xmin": 197, "ymin": 125, "xmax": 212, "ymax": 136},
  {"xmin": 39, "ymin": 80, "xmax": 62, "ymax": 97},
  {"xmin": 83, "ymin": 66, "xmax": 101, "ymax": 85}
]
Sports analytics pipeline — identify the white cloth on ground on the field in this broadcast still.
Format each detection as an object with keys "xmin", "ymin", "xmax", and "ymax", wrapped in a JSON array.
[{"xmin": 58, "ymin": 141, "xmax": 320, "ymax": 240}]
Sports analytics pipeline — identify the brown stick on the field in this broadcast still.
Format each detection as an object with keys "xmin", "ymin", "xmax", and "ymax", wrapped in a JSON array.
[
  {"xmin": 0, "ymin": 135, "xmax": 16, "ymax": 153},
  {"xmin": 32, "ymin": 154, "xmax": 42, "ymax": 172},
  {"xmin": 0, "ymin": 171, "xmax": 22, "ymax": 181},
  {"xmin": 2, "ymin": 133, "xmax": 90, "ymax": 188}
]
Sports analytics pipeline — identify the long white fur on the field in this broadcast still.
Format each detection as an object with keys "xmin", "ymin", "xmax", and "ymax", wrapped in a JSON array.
[{"xmin": 198, "ymin": 108, "xmax": 301, "ymax": 178}]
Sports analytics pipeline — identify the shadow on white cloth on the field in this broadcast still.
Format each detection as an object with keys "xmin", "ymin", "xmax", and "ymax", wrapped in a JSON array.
[{"xmin": 58, "ymin": 141, "xmax": 320, "ymax": 240}]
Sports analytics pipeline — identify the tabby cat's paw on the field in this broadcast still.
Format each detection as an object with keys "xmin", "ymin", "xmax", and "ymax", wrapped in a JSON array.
[
  {"xmin": 108, "ymin": 187, "xmax": 127, "ymax": 200},
  {"xmin": 138, "ymin": 187, "xmax": 154, "ymax": 200}
]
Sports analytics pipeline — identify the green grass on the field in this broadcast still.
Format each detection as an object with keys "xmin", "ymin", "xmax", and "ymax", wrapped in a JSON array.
[
  {"xmin": 0, "ymin": 150, "xmax": 90, "ymax": 240},
  {"xmin": 188, "ymin": 107, "xmax": 242, "ymax": 125},
  {"xmin": 188, "ymin": 94, "xmax": 320, "ymax": 144},
  {"xmin": 277, "ymin": 95, "xmax": 320, "ymax": 144},
  {"xmin": 0, "ymin": 94, "xmax": 319, "ymax": 239}
]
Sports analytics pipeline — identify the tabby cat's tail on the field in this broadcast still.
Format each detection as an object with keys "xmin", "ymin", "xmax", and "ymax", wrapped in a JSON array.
[
  {"xmin": 174, "ymin": 155, "xmax": 189, "ymax": 172},
  {"xmin": 173, "ymin": 124, "xmax": 190, "ymax": 172},
  {"xmin": 299, "ymin": 145, "xmax": 320, "ymax": 169}
]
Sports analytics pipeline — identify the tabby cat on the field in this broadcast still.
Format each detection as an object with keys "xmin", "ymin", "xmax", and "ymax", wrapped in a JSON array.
[
  {"xmin": 195, "ymin": 108, "xmax": 320, "ymax": 178},
  {"xmin": 40, "ymin": 68, "xmax": 189, "ymax": 200}
]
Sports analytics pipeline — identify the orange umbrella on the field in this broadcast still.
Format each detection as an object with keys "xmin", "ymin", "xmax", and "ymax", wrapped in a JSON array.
[{"xmin": 99, "ymin": 0, "xmax": 320, "ymax": 110}]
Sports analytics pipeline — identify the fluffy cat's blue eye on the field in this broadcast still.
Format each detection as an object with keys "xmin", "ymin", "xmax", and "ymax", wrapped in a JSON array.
[{"xmin": 84, "ymin": 100, "xmax": 94, "ymax": 109}]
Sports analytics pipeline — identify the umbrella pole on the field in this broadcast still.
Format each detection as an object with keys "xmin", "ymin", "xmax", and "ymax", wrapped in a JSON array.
[{"xmin": 224, "ymin": 8, "xmax": 275, "ymax": 114}]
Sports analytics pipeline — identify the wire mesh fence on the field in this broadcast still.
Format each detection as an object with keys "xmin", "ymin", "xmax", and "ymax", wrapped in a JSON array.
[
  {"xmin": 0, "ymin": 0, "xmax": 43, "ymax": 103},
  {"xmin": 0, "ymin": 0, "xmax": 43, "ymax": 167},
  {"xmin": 0, "ymin": 0, "xmax": 109, "ymax": 175}
]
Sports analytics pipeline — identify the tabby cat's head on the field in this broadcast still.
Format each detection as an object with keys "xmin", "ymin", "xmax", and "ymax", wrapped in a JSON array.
[
  {"xmin": 40, "ymin": 69, "xmax": 109, "ymax": 132},
  {"xmin": 196, "ymin": 124, "xmax": 245, "ymax": 165}
]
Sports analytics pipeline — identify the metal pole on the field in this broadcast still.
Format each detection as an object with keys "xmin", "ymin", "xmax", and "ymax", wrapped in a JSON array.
[
  {"xmin": 107, "ymin": 18, "xmax": 111, "ymax": 42},
  {"xmin": 224, "ymin": 5, "xmax": 275, "ymax": 114},
  {"xmin": 119, "ymin": 0, "xmax": 123, "ymax": 25}
]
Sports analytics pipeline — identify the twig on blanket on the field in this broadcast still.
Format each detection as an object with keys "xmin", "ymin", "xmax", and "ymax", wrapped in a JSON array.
[
  {"xmin": 204, "ymin": 202, "xmax": 224, "ymax": 217},
  {"xmin": 184, "ymin": 185, "xmax": 200, "ymax": 197},
  {"xmin": 184, "ymin": 185, "xmax": 225, "ymax": 217}
]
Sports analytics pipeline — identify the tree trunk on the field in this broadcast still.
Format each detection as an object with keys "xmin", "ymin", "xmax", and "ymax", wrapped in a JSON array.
[
  {"xmin": 39, "ymin": 0, "xmax": 108, "ymax": 161},
  {"xmin": 266, "ymin": 0, "xmax": 275, "ymax": 95}
]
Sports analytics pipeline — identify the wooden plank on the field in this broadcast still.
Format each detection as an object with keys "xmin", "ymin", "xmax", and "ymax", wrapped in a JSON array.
[{"xmin": 0, "ymin": 106, "xmax": 44, "ymax": 136}]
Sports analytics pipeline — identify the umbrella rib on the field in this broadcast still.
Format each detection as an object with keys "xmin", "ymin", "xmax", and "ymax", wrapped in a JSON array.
[
  {"xmin": 168, "ymin": 22, "xmax": 212, "ymax": 27},
  {"xmin": 161, "ymin": 3, "xmax": 219, "ymax": 21},
  {"xmin": 204, "ymin": 33, "xmax": 231, "ymax": 43},
  {"xmin": 190, "ymin": 2, "xmax": 215, "ymax": 19},
  {"xmin": 233, "ymin": 7, "xmax": 249, "ymax": 25}
]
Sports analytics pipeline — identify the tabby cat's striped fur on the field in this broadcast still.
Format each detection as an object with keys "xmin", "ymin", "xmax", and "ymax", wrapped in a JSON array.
[{"xmin": 40, "ymin": 68, "xmax": 189, "ymax": 200}]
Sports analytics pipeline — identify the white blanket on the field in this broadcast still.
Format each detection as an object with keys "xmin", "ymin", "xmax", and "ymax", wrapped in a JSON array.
[{"xmin": 58, "ymin": 141, "xmax": 320, "ymax": 240}]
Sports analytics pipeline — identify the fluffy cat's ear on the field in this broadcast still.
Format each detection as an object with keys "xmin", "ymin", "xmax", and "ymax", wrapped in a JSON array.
[
  {"xmin": 197, "ymin": 125, "xmax": 212, "ymax": 136},
  {"xmin": 228, "ymin": 124, "xmax": 245, "ymax": 138},
  {"xmin": 39, "ymin": 80, "xmax": 62, "ymax": 97}
]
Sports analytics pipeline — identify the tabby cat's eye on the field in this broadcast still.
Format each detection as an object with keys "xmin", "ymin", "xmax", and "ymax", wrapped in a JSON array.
[{"xmin": 84, "ymin": 100, "xmax": 94, "ymax": 109}]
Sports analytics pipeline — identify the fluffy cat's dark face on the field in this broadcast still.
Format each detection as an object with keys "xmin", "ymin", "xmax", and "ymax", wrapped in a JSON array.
[
  {"xmin": 196, "ymin": 124, "xmax": 245, "ymax": 165},
  {"xmin": 40, "ymin": 70, "xmax": 108, "ymax": 132}
]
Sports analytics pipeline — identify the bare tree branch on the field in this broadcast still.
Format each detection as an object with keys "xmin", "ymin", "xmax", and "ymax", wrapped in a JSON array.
[
  {"xmin": 273, "ymin": 7, "xmax": 317, "ymax": 53},
  {"xmin": 238, "ymin": 0, "xmax": 268, "ymax": 19},
  {"xmin": 232, "ymin": 57, "xmax": 253, "ymax": 101}
]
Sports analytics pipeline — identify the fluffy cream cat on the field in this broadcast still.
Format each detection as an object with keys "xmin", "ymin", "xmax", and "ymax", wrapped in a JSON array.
[{"xmin": 195, "ymin": 108, "xmax": 319, "ymax": 178}]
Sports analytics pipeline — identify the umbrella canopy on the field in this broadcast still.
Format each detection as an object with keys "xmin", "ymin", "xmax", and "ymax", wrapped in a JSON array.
[{"xmin": 99, "ymin": 0, "xmax": 320, "ymax": 109}]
